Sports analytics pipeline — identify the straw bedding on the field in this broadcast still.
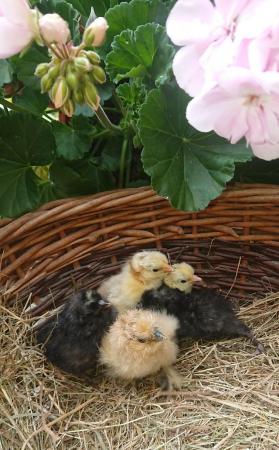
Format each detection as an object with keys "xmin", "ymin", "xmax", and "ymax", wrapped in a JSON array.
[{"xmin": 1, "ymin": 292, "xmax": 278, "ymax": 450}]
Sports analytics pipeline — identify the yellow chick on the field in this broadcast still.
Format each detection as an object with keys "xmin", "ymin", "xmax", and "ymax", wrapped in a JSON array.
[
  {"xmin": 98, "ymin": 251, "xmax": 172, "ymax": 312},
  {"xmin": 164, "ymin": 262, "xmax": 202, "ymax": 293},
  {"xmin": 99, "ymin": 309, "xmax": 181, "ymax": 390}
]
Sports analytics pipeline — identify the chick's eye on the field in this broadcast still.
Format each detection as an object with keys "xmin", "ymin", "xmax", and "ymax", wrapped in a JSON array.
[
  {"xmin": 137, "ymin": 338, "xmax": 146, "ymax": 343},
  {"xmin": 152, "ymin": 268, "xmax": 159, "ymax": 272},
  {"xmin": 180, "ymin": 280, "xmax": 187, "ymax": 283}
]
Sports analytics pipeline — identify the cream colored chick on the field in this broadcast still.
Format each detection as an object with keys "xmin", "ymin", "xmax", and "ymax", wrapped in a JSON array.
[
  {"xmin": 99, "ymin": 309, "xmax": 181, "ymax": 390},
  {"xmin": 98, "ymin": 251, "xmax": 172, "ymax": 312},
  {"xmin": 164, "ymin": 262, "xmax": 202, "ymax": 293}
]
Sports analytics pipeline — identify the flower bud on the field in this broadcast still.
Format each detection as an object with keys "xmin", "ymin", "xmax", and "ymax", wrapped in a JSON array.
[
  {"xmin": 74, "ymin": 57, "xmax": 92, "ymax": 73},
  {"xmin": 47, "ymin": 63, "xmax": 61, "ymax": 80},
  {"xmin": 86, "ymin": 51, "xmax": 101, "ymax": 65},
  {"xmin": 91, "ymin": 65, "xmax": 106, "ymax": 84},
  {"xmin": 61, "ymin": 99, "xmax": 75, "ymax": 117},
  {"xmin": 84, "ymin": 81, "xmax": 100, "ymax": 110},
  {"xmin": 82, "ymin": 17, "xmax": 108, "ymax": 47},
  {"xmin": 51, "ymin": 76, "xmax": 69, "ymax": 108},
  {"xmin": 40, "ymin": 74, "xmax": 54, "ymax": 93},
  {"xmin": 35, "ymin": 62, "xmax": 49, "ymax": 78},
  {"xmin": 73, "ymin": 89, "xmax": 84, "ymax": 105},
  {"xmin": 66, "ymin": 71, "xmax": 79, "ymax": 91},
  {"xmin": 39, "ymin": 13, "xmax": 70, "ymax": 45}
]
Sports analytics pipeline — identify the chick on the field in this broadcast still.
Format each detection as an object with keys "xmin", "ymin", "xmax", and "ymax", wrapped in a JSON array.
[
  {"xmin": 98, "ymin": 251, "xmax": 172, "ymax": 312},
  {"xmin": 99, "ymin": 309, "xmax": 181, "ymax": 390},
  {"xmin": 36, "ymin": 289, "xmax": 117, "ymax": 377},
  {"xmin": 139, "ymin": 263, "xmax": 264, "ymax": 354}
]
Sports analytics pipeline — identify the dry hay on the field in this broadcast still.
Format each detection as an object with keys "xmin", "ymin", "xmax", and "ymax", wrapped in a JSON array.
[{"xmin": 0, "ymin": 293, "xmax": 279, "ymax": 450}]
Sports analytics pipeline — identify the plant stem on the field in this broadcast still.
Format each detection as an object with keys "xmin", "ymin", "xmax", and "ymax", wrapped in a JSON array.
[
  {"xmin": 0, "ymin": 97, "xmax": 36, "ymax": 115},
  {"xmin": 95, "ymin": 105, "xmax": 121, "ymax": 133},
  {"xmin": 112, "ymin": 92, "xmax": 126, "ymax": 116},
  {"xmin": 119, "ymin": 137, "xmax": 128, "ymax": 188}
]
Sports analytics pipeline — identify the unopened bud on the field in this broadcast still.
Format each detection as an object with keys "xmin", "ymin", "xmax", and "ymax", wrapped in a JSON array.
[
  {"xmin": 86, "ymin": 51, "xmax": 101, "ymax": 64},
  {"xmin": 48, "ymin": 63, "xmax": 61, "ymax": 80},
  {"xmin": 91, "ymin": 65, "xmax": 106, "ymax": 84},
  {"xmin": 66, "ymin": 71, "xmax": 79, "ymax": 90},
  {"xmin": 51, "ymin": 76, "xmax": 69, "ymax": 108},
  {"xmin": 73, "ymin": 89, "xmax": 84, "ymax": 105},
  {"xmin": 35, "ymin": 63, "xmax": 49, "ymax": 78},
  {"xmin": 84, "ymin": 82, "xmax": 100, "ymax": 110},
  {"xmin": 40, "ymin": 74, "xmax": 54, "ymax": 93},
  {"xmin": 39, "ymin": 13, "xmax": 71, "ymax": 45},
  {"xmin": 82, "ymin": 17, "xmax": 108, "ymax": 47},
  {"xmin": 74, "ymin": 57, "xmax": 92, "ymax": 73},
  {"xmin": 61, "ymin": 99, "xmax": 75, "ymax": 117}
]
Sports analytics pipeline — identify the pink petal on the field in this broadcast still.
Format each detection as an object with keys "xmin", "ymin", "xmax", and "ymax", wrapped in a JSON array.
[
  {"xmin": 251, "ymin": 141, "xmax": 279, "ymax": 160},
  {"xmin": 166, "ymin": 0, "xmax": 215, "ymax": 46},
  {"xmin": 172, "ymin": 45, "xmax": 206, "ymax": 96},
  {"xmin": 215, "ymin": 0, "xmax": 251, "ymax": 24},
  {"xmin": 186, "ymin": 87, "xmax": 247, "ymax": 141},
  {"xmin": 217, "ymin": 68, "xmax": 265, "ymax": 97},
  {"xmin": 0, "ymin": 17, "xmax": 32, "ymax": 58},
  {"xmin": 0, "ymin": 0, "xmax": 31, "ymax": 25},
  {"xmin": 247, "ymin": 37, "xmax": 270, "ymax": 72},
  {"xmin": 200, "ymin": 36, "xmax": 234, "ymax": 81}
]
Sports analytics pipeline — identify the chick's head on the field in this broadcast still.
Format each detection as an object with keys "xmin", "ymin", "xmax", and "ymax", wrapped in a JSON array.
[
  {"xmin": 164, "ymin": 262, "xmax": 202, "ymax": 293},
  {"xmin": 119, "ymin": 309, "xmax": 178, "ymax": 348},
  {"xmin": 130, "ymin": 251, "xmax": 172, "ymax": 283}
]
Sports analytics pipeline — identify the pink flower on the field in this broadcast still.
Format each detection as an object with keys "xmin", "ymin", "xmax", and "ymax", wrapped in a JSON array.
[
  {"xmin": 186, "ymin": 68, "xmax": 279, "ymax": 160},
  {"xmin": 39, "ymin": 13, "xmax": 70, "ymax": 45},
  {"xmin": 0, "ymin": 0, "xmax": 35, "ymax": 58},
  {"xmin": 167, "ymin": 0, "xmax": 253, "ymax": 95}
]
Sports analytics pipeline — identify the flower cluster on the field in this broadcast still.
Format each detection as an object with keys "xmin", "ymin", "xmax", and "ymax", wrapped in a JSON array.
[
  {"xmin": 0, "ymin": 0, "xmax": 108, "ymax": 117},
  {"xmin": 167, "ymin": 0, "xmax": 279, "ymax": 160}
]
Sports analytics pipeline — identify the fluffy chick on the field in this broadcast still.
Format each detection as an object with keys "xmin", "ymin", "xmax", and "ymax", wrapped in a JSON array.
[
  {"xmin": 99, "ymin": 309, "xmax": 181, "ymax": 390},
  {"xmin": 98, "ymin": 251, "xmax": 172, "ymax": 312},
  {"xmin": 139, "ymin": 263, "xmax": 264, "ymax": 354},
  {"xmin": 36, "ymin": 290, "xmax": 117, "ymax": 377}
]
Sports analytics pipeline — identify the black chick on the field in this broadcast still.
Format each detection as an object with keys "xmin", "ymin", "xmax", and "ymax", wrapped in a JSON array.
[
  {"xmin": 139, "ymin": 279, "xmax": 264, "ymax": 354},
  {"xmin": 36, "ymin": 289, "xmax": 117, "ymax": 377}
]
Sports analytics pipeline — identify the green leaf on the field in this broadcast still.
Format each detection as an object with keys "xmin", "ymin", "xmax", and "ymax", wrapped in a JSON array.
[
  {"xmin": 14, "ymin": 87, "xmax": 49, "ymax": 114},
  {"xmin": 0, "ymin": 114, "xmax": 56, "ymax": 217},
  {"xmin": 50, "ymin": 158, "xmax": 115, "ymax": 196},
  {"xmin": 0, "ymin": 60, "xmax": 13, "ymax": 87},
  {"xmin": 12, "ymin": 45, "xmax": 49, "ymax": 90},
  {"xmin": 105, "ymin": 0, "xmax": 168, "ymax": 46},
  {"xmin": 106, "ymin": 24, "xmax": 174, "ymax": 85},
  {"xmin": 139, "ymin": 86, "xmax": 253, "ymax": 211},
  {"xmin": 52, "ymin": 121, "xmax": 92, "ymax": 160},
  {"xmin": 65, "ymin": 0, "xmax": 93, "ymax": 17}
]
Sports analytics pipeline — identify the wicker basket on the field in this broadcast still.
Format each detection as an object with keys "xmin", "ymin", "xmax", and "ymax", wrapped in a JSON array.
[{"xmin": 0, "ymin": 183, "xmax": 278, "ymax": 316}]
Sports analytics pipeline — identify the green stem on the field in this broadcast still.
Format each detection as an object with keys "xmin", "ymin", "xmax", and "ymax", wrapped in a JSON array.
[
  {"xmin": 0, "ymin": 97, "xmax": 37, "ymax": 115},
  {"xmin": 119, "ymin": 137, "xmax": 128, "ymax": 188},
  {"xmin": 95, "ymin": 105, "xmax": 122, "ymax": 133},
  {"xmin": 112, "ymin": 92, "xmax": 125, "ymax": 116}
]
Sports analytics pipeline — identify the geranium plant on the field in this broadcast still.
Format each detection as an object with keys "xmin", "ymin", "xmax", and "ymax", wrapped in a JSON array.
[{"xmin": 0, "ymin": 0, "xmax": 278, "ymax": 218}]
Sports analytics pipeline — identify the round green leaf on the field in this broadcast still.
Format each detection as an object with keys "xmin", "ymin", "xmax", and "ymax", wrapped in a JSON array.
[
  {"xmin": 50, "ymin": 158, "xmax": 115, "ymax": 196},
  {"xmin": 0, "ymin": 114, "xmax": 56, "ymax": 217},
  {"xmin": 105, "ymin": 0, "xmax": 168, "ymax": 45},
  {"xmin": 106, "ymin": 23, "xmax": 174, "ymax": 85},
  {"xmin": 139, "ymin": 86, "xmax": 253, "ymax": 211},
  {"xmin": 52, "ymin": 122, "xmax": 92, "ymax": 160}
]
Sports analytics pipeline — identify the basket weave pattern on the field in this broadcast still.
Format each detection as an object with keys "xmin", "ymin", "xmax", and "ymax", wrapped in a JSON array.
[{"xmin": 0, "ymin": 183, "xmax": 278, "ymax": 315}]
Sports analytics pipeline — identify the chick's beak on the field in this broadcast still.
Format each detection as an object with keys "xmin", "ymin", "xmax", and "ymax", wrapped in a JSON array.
[
  {"xmin": 163, "ymin": 264, "xmax": 173, "ymax": 273},
  {"xmin": 153, "ymin": 328, "xmax": 165, "ymax": 341},
  {"xmin": 192, "ymin": 274, "xmax": 203, "ymax": 283}
]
